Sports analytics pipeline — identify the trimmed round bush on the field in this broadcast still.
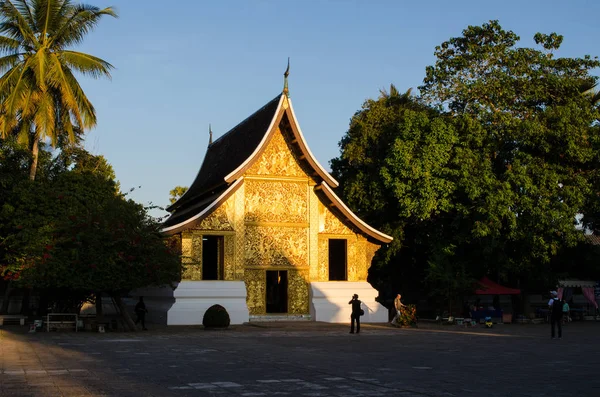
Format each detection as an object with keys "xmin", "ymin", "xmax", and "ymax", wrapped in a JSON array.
[{"xmin": 202, "ymin": 304, "xmax": 231, "ymax": 328}]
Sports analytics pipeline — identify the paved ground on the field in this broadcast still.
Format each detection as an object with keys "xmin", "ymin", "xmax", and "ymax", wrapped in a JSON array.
[{"xmin": 1, "ymin": 321, "xmax": 600, "ymax": 397}]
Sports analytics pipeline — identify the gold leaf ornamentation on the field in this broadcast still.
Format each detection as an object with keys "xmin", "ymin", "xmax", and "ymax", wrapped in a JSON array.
[
  {"xmin": 246, "ymin": 127, "xmax": 305, "ymax": 177},
  {"xmin": 245, "ymin": 226, "xmax": 308, "ymax": 267},
  {"xmin": 245, "ymin": 269, "xmax": 266, "ymax": 315},
  {"xmin": 245, "ymin": 181, "xmax": 307, "ymax": 223},
  {"xmin": 288, "ymin": 269, "xmax": 309, "ymax": 314}
]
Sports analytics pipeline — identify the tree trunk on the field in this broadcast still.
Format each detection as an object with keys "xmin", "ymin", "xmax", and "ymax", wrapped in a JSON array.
[
  {"xmin": 112, "ymin": 295, "xmax": 137, "ymax": 331},
  {"xmin": 29, "ymin": 138, "xmax": 39, "ymax": 181},
  {"xmin": 1, "ymin": 281, "xmax": 13, "ymax": 314}
]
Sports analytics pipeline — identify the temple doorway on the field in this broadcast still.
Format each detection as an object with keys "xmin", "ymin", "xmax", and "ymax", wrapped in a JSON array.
[
  {"xmin": 266, "ymin": 270, "xmax": 288, "ymax": 313},
  {"xmin": 202, "ymin": 236, "xmax": 223, "ymax": 280},
  {"xmin": 328, "ymin": 239, "xmax": 347, "ymax": 281}
]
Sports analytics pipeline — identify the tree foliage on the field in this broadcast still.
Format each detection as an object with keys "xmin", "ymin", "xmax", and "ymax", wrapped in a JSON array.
[
  {"xmin": 0, "ymin": 0, "xmax": 117, "ymax": 179},
  {"xmin": 0, "ymin": 141, "xmax": 181, "ymax": 317},
  {"xmin": 169, "ymin": 185, "xmax": 188, "ymax": 204},
  {"xmin": 331, "ymin": 21, "xmax": 600, "ymax": 307}
]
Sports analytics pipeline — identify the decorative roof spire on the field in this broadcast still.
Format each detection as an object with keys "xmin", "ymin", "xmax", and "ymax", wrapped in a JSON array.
[
  {"xmin": 209, "ymin": 124, "xmax": 213, "ymax": 146},
  {"xmin": 283, "ymin": 57, "xmax": 290, "ymax": 97}
]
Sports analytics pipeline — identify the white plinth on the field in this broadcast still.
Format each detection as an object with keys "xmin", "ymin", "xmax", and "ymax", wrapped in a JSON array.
[
  {"xmin": 309, "ymin": 281, "xmax": 388, "ymax": 323},
  {"xmin": 167, "ymin": 281, "xmax": 249, "ymax": 325}
]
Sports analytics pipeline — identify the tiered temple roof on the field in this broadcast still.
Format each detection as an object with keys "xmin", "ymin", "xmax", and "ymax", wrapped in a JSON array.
[{"xmin": 162, "ymin": 90, "xmax": 392, "ymax": 243}]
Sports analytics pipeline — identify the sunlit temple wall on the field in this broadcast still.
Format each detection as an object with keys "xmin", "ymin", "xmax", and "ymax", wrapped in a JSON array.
[
  {"xmin": 175, "ymin": 120, "xmax": 381, "ymax": 317},
  {"xmin": 242, "ymin": 125, "xmax": 312, "ymax": 315}
]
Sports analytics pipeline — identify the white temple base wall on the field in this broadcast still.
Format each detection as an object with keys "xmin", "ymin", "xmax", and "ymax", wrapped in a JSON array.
[
  {"xmin": 309, "ymin": 281, "xmax": 388, "ymax": 323},
  {"xmin": 167, "ymin": 281, "xmax": 249, "ymax": 325}
]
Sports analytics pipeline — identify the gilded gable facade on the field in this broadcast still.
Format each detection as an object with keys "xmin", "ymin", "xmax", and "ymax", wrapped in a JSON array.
[{"xmin": 162, "ymin": 91, "xmax": 392, "ymax": 320}]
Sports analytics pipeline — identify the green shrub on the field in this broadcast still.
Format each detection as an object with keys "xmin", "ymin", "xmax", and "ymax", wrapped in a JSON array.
[{"xmin": 202, "ymin": 304, "xmax": 231, "ymax": 328}]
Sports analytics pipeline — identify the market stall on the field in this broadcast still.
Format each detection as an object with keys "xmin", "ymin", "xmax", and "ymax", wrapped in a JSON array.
[
  {"xmin": 558, "ymin": 280, "xmax": 599, "ymax": 320},
  {"xmin": 472, "ymin": 277, "xmax": 521, "ymax": 323}
]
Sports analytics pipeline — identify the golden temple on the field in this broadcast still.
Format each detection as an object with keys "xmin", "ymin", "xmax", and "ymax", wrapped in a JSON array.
[{"xmin": 161, "ymin": 75, "xmax": 392, "ymax": 319}]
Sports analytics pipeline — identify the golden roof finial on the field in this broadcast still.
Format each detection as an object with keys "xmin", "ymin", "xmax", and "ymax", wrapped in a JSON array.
[{"xmin": 283, "ymin": 57, "xmax": 290, "ymax": 98}]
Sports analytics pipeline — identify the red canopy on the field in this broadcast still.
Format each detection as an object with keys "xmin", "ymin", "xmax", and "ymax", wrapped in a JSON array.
[{"xmin": 475, "ymin": 277, "xmax": 521, "ymax": 295}]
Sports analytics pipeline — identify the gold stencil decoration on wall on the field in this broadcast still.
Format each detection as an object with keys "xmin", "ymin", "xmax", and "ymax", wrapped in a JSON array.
[
  {"xmin": 181, "ymin": 232, "xmax": 201, "ymax": 280},
  {"xmin": 245, "ymin": 181, "xmax": 307, "ymax": 223},
  {"xmin": 318, "ymin": 237, "xmax": 328, "ymax": 281},
  {"xmin": 365, "ymin": 241, "xmax": 380, "ymax": 272},
  {"xmin": 245, "ymin": 269, "xmax": 266, "ymax": 315},
  {"xmin": 245, "ymin": 226, "xmax": 308, "ymax": 267},
  {"xmin": 288, "ymin": 270, "xmax": 310, "ymax": 314},
  {"xmin": 246, "ymin": 127, "xmax": 305, "ymax": 177},
  {"xmin": 347, "ymin": 239, "xmax": 359, "ymax": 281},
  {"xmin": 223, "ymin": 235, "xmax": 235, "ymax": 280},
  {"xmin": 197, "ymin": 198, "xmax": 234, "ymax": 231},
  {"xmin": 233, "ymin": 185, "xmax": 246, "ymax": 279},
  {"xmin": 318, "ymin": 201, "xmax": 353, "ymax": 235}
]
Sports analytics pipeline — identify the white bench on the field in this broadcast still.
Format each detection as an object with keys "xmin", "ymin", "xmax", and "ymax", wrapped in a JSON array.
[
  {"xmin": 0, "ymin": 314, "xmax": 27, "ymax": 326},
  {"xmin": 46, "ymin": 313, "xmax": 78, "ymax": 332}
]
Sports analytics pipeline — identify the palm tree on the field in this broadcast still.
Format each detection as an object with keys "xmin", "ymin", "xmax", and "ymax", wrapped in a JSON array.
[{"xmin": 0, "ymin": 0, "xmax": 117, "ymax": 180}]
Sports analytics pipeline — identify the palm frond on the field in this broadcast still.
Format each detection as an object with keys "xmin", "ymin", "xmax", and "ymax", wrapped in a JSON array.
[
  {"xmin": 0, "ymin": 35, "xmax": 21, "ymax": 53},
  {"xmin": 46, "ymin": 52, "xmax": 83, "ymax": 127},
  {"xmin": 60, "ymin": 64, "xmax": 95, "ymax": 128},
  {"xmin": 60, "ymin": 50, "xmax": 112, "ymax": 78},
  {"xmin": 32, "ymin": 0, "xmax": 65, "ymax": 39},
  {"xmin": 0, "ymin": 1, "xmax": 38, "ymax": 47},
  {"xmin": 51, "ymin": 5, "xmax": 116, "ymax": 48},
  {"xmin": 12, "ymin": 0, "xmax": 35, "ymax": 29},
  {"xmin": 33, "ymin": 88, "xmax": 55, "ymax": 143},
  {"xmin": 0, "ymin": 53, "xmax": 23, "ymax": 73}
]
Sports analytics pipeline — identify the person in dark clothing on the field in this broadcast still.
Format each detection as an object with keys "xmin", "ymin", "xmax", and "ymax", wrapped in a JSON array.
[
  {"xmin": 548, "ymin": 291, "xmax": 563, "ymax": 339},
  {"xmin": 349, "ymin": 294, "xmax": 362, "ymax": 334},
  {"xmin": 134, "ymin": 296, "xmax": 148, "ymax": 330}
]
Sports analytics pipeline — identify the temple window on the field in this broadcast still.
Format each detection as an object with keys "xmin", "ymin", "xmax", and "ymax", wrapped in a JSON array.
[
  {"xmin": 328, "ymin": 239, "xmax": 347, "ymax": 281},
  {"xmin": 202, "ymin": 235, "xmax": 224, "ymax": 280}
]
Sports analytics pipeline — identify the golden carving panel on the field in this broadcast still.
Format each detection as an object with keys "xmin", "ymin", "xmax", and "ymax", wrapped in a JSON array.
[
  {"xmin": 288, "ymin": 270, "xmax": 309, "ymax": 314},
  {"xmin": 245, "ymin": 181, "xmax": 307, "ymax": 223},
  {"xmin": 245, "ymin": 226, "xmax": 308, "ymax": 267},
  {"xmin": 181, "ymin": 232, "xmax": 202, "ymax": 280},
  {"xmin": 246, "ymin": 127, "xmax": 305, "ymax": 177},
  {"xmin": 318, "ymin": 202, "xmax": 353, "ymax": 235},
  {"xmin": 347, "ymin": 239, "xmax": 359, "ymax": 282},
  {"xmin": 245, "ymin": 269, "xmax": 265, "ymax": 315},
  {"xmin": 223, "ymin": 235, "xmax": 235, "ymax": 280},
  {"xmin": 318, "ymin": 237, "xmax": 328, "ymax": 281},
  {"xmin": 197, "ymin": 199, "xmax": 234, "ymax": 231},
  {"xmin": 365, "ymin": 242, "xmax": 380, "ymax": 274},
  {"xmin": 234, "ymin": 186, "xmax": 245, "ymax": 279},
  {"xmin": 309, "ymin": 188, "xmax": 320, "ymax": 281}
]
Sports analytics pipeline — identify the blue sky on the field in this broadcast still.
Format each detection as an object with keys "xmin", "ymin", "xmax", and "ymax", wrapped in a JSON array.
[{"xmin": 77, "ymin": 0, "xmax": 600, "ymax": 218}]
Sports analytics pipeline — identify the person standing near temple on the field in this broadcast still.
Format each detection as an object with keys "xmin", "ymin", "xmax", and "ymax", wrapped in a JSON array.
[
  {"xmin": 349, "ymin": 294, "xmax": 362, "ymax": 334},
  {"xmin": 548, "ymin": 291, "xmax": 563, "ymax": 339},
  {"xmin": 390, "ymin": 293, "xmax": 406, "ymax": 325},
  {"xmin": 135, "ymin": 296, "xmax": 148, "ymax": 331}
]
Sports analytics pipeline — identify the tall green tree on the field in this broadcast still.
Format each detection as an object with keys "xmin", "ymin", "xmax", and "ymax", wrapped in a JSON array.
[
  {"xmin": 419, "ymin": 21, "xmax": 600, "ymax": 278},
  {"xmin": 0, "ymin": 0, "xmax": 117, "ymax": 180},
  {"xmin": 332, "ymin": 22, "xmax": 600, "ymax": 310},
  {"xmin": 0, "ymin": 144, "xmax": 181, "ymax": 327}
]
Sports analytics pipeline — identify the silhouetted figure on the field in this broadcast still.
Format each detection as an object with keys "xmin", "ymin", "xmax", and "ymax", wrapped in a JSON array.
[
  {"xmin": 349, "ymin": 294, "xmax": 362, "ymax": 334},
  {"xmin": 134, "ymin": 296, "xmax": 148, "ymax": 330},
  {"xmin": 548, "ymin": 291, "xmax": 563, "ymax": 339}
]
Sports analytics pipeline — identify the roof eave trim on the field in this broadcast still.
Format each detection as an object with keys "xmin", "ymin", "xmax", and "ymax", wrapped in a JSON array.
[
  {"xmin": 318, "ymin": 182, "xmax": 393, "ymax": 243},
  {"xmin": 286, "ymin": 98, "xmax": 339, "ymax": 188},
  {"xmin": 160, "ymin": 178, "xmax": 244, "ymax": 235},
  {"xmin": 223, "ymin": 95, "xmax": 285, "ymax": 183}
]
